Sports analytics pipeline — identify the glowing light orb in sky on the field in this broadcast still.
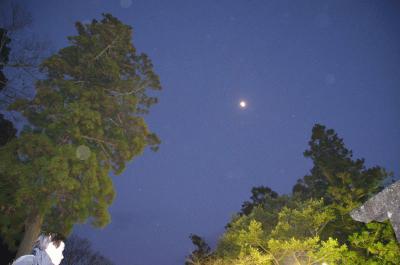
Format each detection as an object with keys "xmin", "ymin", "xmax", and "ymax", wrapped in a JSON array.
[{"xmin": 239, "ymin": 100, "xmax": 247, "ymax": 109}]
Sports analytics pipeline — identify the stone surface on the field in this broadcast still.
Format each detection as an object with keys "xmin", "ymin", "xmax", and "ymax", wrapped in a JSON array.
[{"xmin": 350, "ymin": 180, "xmax": 400, "ymax": 242}]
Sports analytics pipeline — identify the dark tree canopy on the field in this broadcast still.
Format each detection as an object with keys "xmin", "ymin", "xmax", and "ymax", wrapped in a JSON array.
[
  {"xmin": 61, "ymin": 235, "xmax": 114, "ymax": 265},
  {"xmin": 0, "ymin": 113, "xmax": 16, "ymax": 146},
  {"xmin": 240, "ymin": 186, "xmax": 283, "ymax": 216},
  {"xmin": 185, "ymin": 234, "xmax": 211, "ymax": 265},
  {"xmin": 0, "ymin": 28, "xmax": 11, "ymax": 91},
  {"xmin": 0, "ymin": 109, "xmax": 17, "ymax": 265}
]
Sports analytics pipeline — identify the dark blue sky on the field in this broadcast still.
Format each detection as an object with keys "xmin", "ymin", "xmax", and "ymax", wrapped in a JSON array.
[{"xmin": 14, "ymin": 0, "xmax": 400, "ymax": 264}]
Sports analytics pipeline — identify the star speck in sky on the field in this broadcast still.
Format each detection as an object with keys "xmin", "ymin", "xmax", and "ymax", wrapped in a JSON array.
[{"xmin": 239, "ymin": 100, "xmax": 247, "ymax": 109}]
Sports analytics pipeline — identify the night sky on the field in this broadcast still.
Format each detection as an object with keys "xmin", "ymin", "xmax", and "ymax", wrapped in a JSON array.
[{"xmin": 8, "ymin": 0, "xmax": 400, "ymax": 264}]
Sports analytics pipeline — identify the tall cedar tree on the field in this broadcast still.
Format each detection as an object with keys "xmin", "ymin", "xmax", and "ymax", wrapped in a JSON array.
[{"xmin": 0, "ymin": 14, "xmax": 161, "ymax": 257}]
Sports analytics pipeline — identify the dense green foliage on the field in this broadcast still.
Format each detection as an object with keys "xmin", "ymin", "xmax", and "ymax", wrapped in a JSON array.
[
  {"xmin": 186, "ymin": 124, "xmax": 399, "ymax": 265},
  {"xmin": 0, "ymin": 14, "xmax": 161, "ymax": 251}
]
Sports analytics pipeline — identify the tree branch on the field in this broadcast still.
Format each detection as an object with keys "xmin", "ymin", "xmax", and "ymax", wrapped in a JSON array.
[
  {"xmin": 81, "ymin": 135, "xmax": 115, "ymax": 146},
  {"xmin": 94, "ymin": 37, "xmax": 119, "ymax": 60}
]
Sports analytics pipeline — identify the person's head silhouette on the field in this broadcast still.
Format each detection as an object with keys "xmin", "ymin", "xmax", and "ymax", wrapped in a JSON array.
[
  {"xmin": 34, "ymin": 233, "xmax": 65, "ymax": 265},
  {"xmin": 12, "ymin": 233, "xmax": 65, "ymax": 265}
]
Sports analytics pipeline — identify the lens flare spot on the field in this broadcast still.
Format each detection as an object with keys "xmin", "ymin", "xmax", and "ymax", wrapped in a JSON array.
[
  {"xmin": 76, "ymin": 145, "xmax": 91, "ymax": 160},
  {"xmin": 120, "ymin": 0, "xmax": 133, "ymax": 8}
]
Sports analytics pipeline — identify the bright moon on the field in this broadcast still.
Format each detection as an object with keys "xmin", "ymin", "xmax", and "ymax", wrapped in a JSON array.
[{"xmin": 239, "ymin": 100, "xmax": 247, "ymax": 108}]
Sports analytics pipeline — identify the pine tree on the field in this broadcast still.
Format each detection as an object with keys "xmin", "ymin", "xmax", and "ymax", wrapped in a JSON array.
[
  {"xmin": 292, "ymin": 124, "xmax": 389, "ymax": 242},
  {"xmin": 293, "ymin": 124, "xmax": 387, "ymax": 204}
]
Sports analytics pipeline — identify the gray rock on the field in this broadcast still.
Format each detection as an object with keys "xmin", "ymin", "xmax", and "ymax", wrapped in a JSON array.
[{"xmin": 350, "ymin": 180, "xmax": 400, "ymax": 242}]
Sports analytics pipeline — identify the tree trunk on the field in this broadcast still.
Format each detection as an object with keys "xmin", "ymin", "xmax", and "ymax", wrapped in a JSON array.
[{"xmin": 15, "ymin": 213, "xmax": 43, "ymax": 258}]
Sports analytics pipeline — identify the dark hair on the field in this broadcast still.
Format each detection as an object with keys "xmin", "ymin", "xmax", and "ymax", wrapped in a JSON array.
[
  {"xmin": 49, "ymin": 233, "xmax": 65, "ymax": 248},
  {"xmin": 35, "ymin": 233, "xmax": 65, "ymax": 250}
]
